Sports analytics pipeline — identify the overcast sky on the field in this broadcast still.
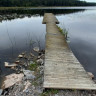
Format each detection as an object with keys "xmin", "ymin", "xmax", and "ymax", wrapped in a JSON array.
[{"xmin": 81, "ymin": 0, "xmax": 96, "ymax": 2}]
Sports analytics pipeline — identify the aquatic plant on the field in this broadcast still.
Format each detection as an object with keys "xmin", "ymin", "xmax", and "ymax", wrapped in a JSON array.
[{"xmin": 57, "ymin": 26, "xmax": 69, "ymax": 41}]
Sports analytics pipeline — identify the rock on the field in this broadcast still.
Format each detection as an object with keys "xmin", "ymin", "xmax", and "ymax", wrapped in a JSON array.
[
  {"xmin": 36, "ymin": 59, "xmax": 44, "ymax": 65},
  {"xmin": 29, "ymin": 61, "xmax": 34, "ymax": 65},
  {"xmin": 33, "ymin": 47, "xmax": 39, "ymax": 52},
  {"xmin": 11, "ymin": 66, "xmax": 15, "ymax": 70},
  {"xmin": 15, "ymin": 60, "xmax": 20, "ymax": 64},
  {"xmin": 37, "ymin": 56, "xmax": 41, "ymax": 59},
  {"xmin": 30, "ymin": 53, "xmax": 34, "ymax": 57},
  {"xmin": 23, "ymin": 81, "xmax": 31, "ymax": 92},
  {"xmin": 87, "ymin": 72, "xmax": 94, "ymax": 79},
  {"xmin": 23, "ymin": 70, "xmax": 35, "ymax": 80},
  {"xmin": 40, "ymin": 54, "xmax": 45, "ymax": 59},
  {"xmin": 55, "ymin": 94, "xmax": 59, "ymax": 96},
  {"xmin": 23, "ymin": 55, "xmax": 28, "ymax": 59},
  {"xmin": 0, "ymin": 89, "xmax": 3, "ymax": 95},
  {"xmin": 4, "ymin": 62, "xmax": 17, "ymax": 68},
  {"xmin": 18, "ymin": 55, "xmax": 23, "ymax": 58},
  {"xmin": 21, "ymin": 52, "xmax": 25, "ymax": 55},
  {"xmin": 2, "ymin": 73, "xmax": 24, "ymax": 89}
]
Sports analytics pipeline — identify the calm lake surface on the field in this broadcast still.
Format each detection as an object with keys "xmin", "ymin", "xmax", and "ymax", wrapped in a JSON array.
[{"xmin": 0, "ymin": 7, "xmax": 96, "ymax": 86}]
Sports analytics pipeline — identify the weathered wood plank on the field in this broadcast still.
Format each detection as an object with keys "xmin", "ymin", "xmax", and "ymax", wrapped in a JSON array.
[{"xmin": 43, "ymin": 13, "xmax": 96, "ymax": 90}]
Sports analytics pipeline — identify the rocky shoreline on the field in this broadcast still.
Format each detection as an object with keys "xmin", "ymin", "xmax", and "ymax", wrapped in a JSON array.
[{"xmin": 0, "ymin": 47, "xmax": 96, "ymax": 96}]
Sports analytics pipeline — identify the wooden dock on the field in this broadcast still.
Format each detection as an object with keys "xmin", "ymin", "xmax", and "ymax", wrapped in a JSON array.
[{"xmin": 43, "ymin": 13, "xmax": 96, "ymax": 90}]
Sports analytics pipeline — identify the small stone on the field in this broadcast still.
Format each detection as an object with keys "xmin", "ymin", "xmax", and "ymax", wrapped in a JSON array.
[
  {"xmin": 37, "ymin": 59, "xmax": 44, "ymax": 65},
  {"xmin": 33, "ymin": 47, "xmax": 39, "ymax": 52},
  {"xmin": 87, "ymin": 72, "xmax": 94, "ymax": 79},
  {"xmin": 23, "ymin": 81, "xmax": 31, "ymax": 92},
  {"xmin": 41, "ymin": 54, "xmax": 45, "ymax": 59},
  {"xmin": 18, "ymin": 55, "xmax": 23, "ymax": 58},
  {"xmin": 37, "ymin": 56, "xmax": 41, "ymax": 59},
  {"xmin": 30, "ymin": 53, "xmax": 34, "ymax": 57},
  {"xmin": 32, "ymin": 85, "xmax": 35, "ymax": 90},
  {"xmin": 0, "ymin": 89, "xmax": 3, "ymax": 95},
  {"xmin": 15, "ymin": 60, "xmax": 20, "ymax": 64},
  {"xmin": 55, "ymin": 94, "xmax": 59, "ymax": 96},
  {"xmin": 21, "ymin": 52, "xmax": 25, "ymax": 55},
  {"xmin": 11, "ymin": 66, "xmax": 15, "ymax": 69},
  {"xmin": 29, "ymin": 61, "xmax": 33, "ymax": 64}
]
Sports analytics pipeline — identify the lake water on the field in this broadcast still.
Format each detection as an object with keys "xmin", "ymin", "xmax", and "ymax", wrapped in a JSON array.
[{"xmin": 0, "ymin": 7, "xmax": 96, "ymax": 87}]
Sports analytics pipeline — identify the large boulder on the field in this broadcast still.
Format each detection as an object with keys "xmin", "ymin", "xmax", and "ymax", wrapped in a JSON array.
[
  {"xmin": 2, "ymin": 73, "xmax": 24, "ymax": 89},
  {"xmin": 23, "ymin": 70, "xmax": 35, "ymax": 80}
]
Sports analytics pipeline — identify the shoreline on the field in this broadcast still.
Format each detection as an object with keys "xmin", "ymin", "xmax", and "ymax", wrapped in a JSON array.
[
  {"xmin": 0, "ymin": 46, "xmax": 96, "ymax": 95},
  {"xmin": 0, "ymin": 6, "xmax": 96, "ymax": 10}
]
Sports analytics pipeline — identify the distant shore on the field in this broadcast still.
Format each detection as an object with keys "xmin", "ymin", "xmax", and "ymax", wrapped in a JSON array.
[{"xmin": 0, "ymin": 6, "xmax": 96, "ymax": 10}]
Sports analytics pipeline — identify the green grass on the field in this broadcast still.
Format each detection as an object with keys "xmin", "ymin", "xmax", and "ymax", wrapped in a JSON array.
[
  {"xmin": 57, "ymin": 26, "xmax": 69, "ymax": 40},
  {"xmin": 29, "ymin": 62, "xmax": 38, "ymax": 71},
  {"xmin": 41, "ymin": 89, "xmax": 58, "ymax": 96}
]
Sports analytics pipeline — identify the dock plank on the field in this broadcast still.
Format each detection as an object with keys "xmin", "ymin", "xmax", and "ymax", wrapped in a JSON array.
[{"xmin": 43, "ymin": 13, "xmax": 96, "ymax": 90}]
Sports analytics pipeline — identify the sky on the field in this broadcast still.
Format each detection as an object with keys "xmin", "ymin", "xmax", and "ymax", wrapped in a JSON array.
[{"xmin": 81, "ymin": 0, "xmax": 96, "ymax": 2}]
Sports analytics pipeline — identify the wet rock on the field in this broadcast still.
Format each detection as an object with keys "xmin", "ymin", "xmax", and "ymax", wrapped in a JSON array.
[
  {"xmin": 33, "ymin": 47, "xmax": 39, "ymax": 52},
  {"xmin": 15, "ymin": 60, "xmax": 20, "ymax": 64},
  {"xmin": 40, "ymin": 54, "xmax": 45, "ymax": 59},
  {"xmin": 23, "ymin": 70, "xmax": 35, "ymax": 80},
  {"xmin": 21, "ymin": 52, "xmax": 25, "ymax": 55},
  {"xmin": 18, "ymin": 55, "xmax": 23, "ymax": 58},
  {"xmin": 37, "ymin": 56, "xmax": 41, "ymax": 59},
  {"xmin": 87, "ymin": 72, "xmax": 94, "ymax": 79},
  {"xmin": 37, "ymin": 59, "xmax": 44, "ymax": 65},
  {"xmin": 2, "ymin": 73, "xmax": 24, "ymax": 89},
  {"xmin": 0, "ymin": 89, "xmax": 3, "ymax": 95},
  {"xmin": 4, "ymin": 62, "xmax": 17, "ymax": 68},
  {"xmin": 11, "ymin": 66, "xmax": 16, "ymax": 70},
  {"xmin": 30, "ymin": 53, "xmax": 35, "ymax": 57},
  {"xmin": 23, "ymin": 55, "xmax": 28, "ymax": 59}
]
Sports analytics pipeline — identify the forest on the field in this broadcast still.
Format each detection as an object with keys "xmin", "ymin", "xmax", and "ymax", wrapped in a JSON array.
[{"xmin": 0, "ymin": 0, "xmax": 96, "ymax": 7}]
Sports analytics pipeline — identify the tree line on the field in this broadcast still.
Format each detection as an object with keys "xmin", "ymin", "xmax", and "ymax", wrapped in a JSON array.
[{"xmin": 0, "ymin": 0, "xmax": 96, "ymax": 7}]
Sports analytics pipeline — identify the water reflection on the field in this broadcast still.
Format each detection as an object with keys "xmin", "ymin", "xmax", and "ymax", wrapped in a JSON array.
[
  {"xmin": 0, "ymin": 9, "xmax": 85, "ymax": 21},
  {"xmin": 58, "ymin": 9, "xmax": 96, "ymax": 77}
]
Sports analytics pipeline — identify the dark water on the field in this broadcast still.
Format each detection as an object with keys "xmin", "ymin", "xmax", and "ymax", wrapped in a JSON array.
[{"xmin": 0, "ymin": 7, "xmax": 96, "ymax": 86}]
